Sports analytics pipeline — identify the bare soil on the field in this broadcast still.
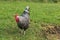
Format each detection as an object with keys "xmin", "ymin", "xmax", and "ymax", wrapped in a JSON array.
[{"xmin": 41, "ymin": 23, "xmax": 60, "ymax": 40}]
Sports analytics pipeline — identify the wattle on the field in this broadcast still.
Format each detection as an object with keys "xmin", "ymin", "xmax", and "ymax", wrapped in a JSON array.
[{"xmin": 16, "ymin": 17, "xmax": 19, "ymax": 22}]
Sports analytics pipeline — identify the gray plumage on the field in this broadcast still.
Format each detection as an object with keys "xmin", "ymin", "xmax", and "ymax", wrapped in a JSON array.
[{"xmin": 17, "ymin": 6, "xmax": 30, "ymax": 31}]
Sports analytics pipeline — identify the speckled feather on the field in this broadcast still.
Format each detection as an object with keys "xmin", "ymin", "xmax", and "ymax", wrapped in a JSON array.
[{"xmin": 17, "ymin": 6, "xmax": 30, "ymax": 31}]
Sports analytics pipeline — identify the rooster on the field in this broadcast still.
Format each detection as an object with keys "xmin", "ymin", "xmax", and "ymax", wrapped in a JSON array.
[{"xmin": 15, "ymin": 6, "xmax": 30, "ymax": 35}]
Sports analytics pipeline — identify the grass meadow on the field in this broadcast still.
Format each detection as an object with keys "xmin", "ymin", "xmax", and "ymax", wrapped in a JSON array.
[{"xmin": 0, "ymin": 1, "xmax": 60, "ymax": 40}]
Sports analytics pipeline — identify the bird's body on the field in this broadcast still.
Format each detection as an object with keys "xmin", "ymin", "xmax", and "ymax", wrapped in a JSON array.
[
  {"xmin": 17, "ymin": 14, "xmax": 29, "ymax": 31},
  {"xmin": 15, "ymin": 6, "xmax": 30, "ymax": 34}
]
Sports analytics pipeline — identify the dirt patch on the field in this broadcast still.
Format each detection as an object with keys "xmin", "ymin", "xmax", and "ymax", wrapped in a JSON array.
[{"xmin": 41, "ymin": 23, "xmax": 60, "ymax": 40}]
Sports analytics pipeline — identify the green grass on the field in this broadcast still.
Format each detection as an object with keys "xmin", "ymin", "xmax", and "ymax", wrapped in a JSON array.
[{"xmin": 0, "ymin": 1, "xmax": 60, "ymax": 40}]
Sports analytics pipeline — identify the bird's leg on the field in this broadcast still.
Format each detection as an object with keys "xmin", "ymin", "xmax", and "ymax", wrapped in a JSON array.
[
  {"xmin": 21, "ymin": 29, "xmax": 25, "ymax": 35},
  {"xmin": 23, "ymin": 30, "xmax": 25, "ymax": 35},
  {"xmin": 21, "ymin": 29, "xmax": 24, "ymax": 34},
  {"xmin": 19, "ymin": 29, "xmax": 23, "ymax": 35}
]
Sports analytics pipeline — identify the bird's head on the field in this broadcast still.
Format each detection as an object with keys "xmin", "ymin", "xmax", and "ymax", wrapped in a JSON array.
[{"xmin": 15, "ymin": 14, "xmax": 19, "ymax": 22}]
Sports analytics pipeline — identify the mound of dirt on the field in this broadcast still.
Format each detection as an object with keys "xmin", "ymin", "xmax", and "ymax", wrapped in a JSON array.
[{"xmin": 41, "ymin": 23, "xmax": 60, "ymax": 40}]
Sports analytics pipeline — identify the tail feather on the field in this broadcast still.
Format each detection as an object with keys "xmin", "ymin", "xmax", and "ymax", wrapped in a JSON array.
[
  {"xmin": 25, "ymin": 6, "xmax": 30, "ymax": 11},
  {"xmin": 23, "ymin": 6, "xmax": 30, "ymax": 14},
  {"xmin": 21, "ymin": 6, "xmax": 30, "ymax": 16}
]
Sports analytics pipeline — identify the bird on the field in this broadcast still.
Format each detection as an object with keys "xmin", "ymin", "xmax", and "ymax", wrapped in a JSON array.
[{"xmin": 15, "ymin": 6, "xmax": 30, "ymax": 35}]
